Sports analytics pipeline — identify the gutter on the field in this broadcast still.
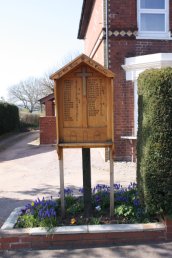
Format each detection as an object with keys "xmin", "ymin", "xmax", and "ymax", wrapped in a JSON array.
[{"xmin": 77, "ymin": 0, "xmax": 96, "ymax": 39}]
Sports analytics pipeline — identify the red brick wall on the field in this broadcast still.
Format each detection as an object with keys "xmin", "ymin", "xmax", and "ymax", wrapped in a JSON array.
[
  {"xmin": 109, "ymin": 40, "xmax": 135, "ymax": 160},
  {"xmin": 109, "ymin": 0, "xmax": 172, "ymax": 31},
  {"xmin": 109, "ymin": 38, "xmax": 172, "ymax": 160},
  {"xmin": 109, "ymin": 0, "xmax": 137, "ymax": 30},
  {"xmin": 83, "ymin": 0, "xmax": 172, "ymax": 161},
  {"xmin": 39, "ymin": 117, "xmax": 56, "ymax": 144},
  {"xmin": 0, "ymin": 226, "xmax": 169, "ymax": 250},
  {"xmin": 136, "ymin": 40, "xmax": 172, "ymax": 55},
  {"xmin": 165, "ymin": 217, "xmax": 172, "ymax": 240},
  {"xmin": 45, "ymin": 100, "xmax": 55, "ymax": 116}
]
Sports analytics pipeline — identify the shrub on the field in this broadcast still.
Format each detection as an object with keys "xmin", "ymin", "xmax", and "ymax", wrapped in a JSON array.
[
  {"xmin": 19, "ymin": 112, "xmax": 40, "ymax": 130},
  {"xmin": 137, "ymin": 68, "xmax": 172, "ymax": 216},
  {"xmin": 0, "ymin": 102, "xmax": 19, "ymax": 135}
]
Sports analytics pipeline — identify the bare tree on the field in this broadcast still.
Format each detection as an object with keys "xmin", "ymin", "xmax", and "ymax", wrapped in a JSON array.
[
  {"xmin": 0, "ymin": 96, "xmax": 5, "ymax": 102},
  {"xmin": 39, "ymin": 71, "xmax": 55, "ymax": 95},
  {"xmin": 38, "ymin": 51, "xmax": 81, "ymax": 95},
  {"xmin": 60, "ymin": 50, "xmax": 81, "ymax": 67},
  {"xmin": 8, "ymin": 51, "xmax": 82, "ymax": 112},
  {"xmin": 8, "ymin": 77, "xmax": 45, "ymax": 113}
]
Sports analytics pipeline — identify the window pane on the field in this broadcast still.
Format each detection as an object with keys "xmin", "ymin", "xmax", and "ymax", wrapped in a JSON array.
[
  {"xmin": 140, "ymin": 0, "xmax": 165, "ymax": 9},
  {"xmin": 140, "ymin": 14, "xmax": 165, "ymax": 31}
]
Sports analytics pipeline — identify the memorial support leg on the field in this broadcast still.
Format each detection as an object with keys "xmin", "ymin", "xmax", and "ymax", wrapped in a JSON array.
[
  {"xmin": 82, "ymin": 148, "xmax": 92, "ymax": 217},
  {"xmin": 110, "ymin": 148, "xmax": 114, "ymax": 217},
  {"xmin": 59, "ymin": 148, "xmax": 65, "ymax": 217}
]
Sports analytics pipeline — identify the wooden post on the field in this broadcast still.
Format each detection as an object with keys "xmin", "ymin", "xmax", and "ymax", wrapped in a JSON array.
[
  {"xmin": 110, "ymin": 148, "xmax": 114, "ymax": 217},
  {"xmin": 82, "ymin": 148, "xmax": 92, "ymax": 217},
  {"xmin": 59, "ymin": 148, "xmax": 65, "ymax": 216}
]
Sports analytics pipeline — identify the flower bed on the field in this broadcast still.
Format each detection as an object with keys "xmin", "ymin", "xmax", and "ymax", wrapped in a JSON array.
[
  {"xmin": 1, "ymin": 183, "xmax": 170, "ymax": 251},
  {"xmin": 15, "ymin": 183, "xmax": 159, "ymax": 230}
]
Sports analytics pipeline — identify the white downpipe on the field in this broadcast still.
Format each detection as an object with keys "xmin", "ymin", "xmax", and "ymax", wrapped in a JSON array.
[
  {"xmin": 105, "ymin": 0, "xmax": 109, "ymax": 68},
  {"xmin": 134, "ymin": 81, "xmax": 138, "ymax": 136}
]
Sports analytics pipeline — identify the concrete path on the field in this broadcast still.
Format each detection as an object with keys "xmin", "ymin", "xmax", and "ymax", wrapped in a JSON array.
[
  {"xmin": 0, "ymin": 131, "xmax": 136, "ymax": 226},
  {"xmin": 0, "ymin": 242, "xmax": 172, "ymax": 258}
]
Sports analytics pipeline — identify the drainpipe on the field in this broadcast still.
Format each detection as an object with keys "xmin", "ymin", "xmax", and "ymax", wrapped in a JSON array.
[
  {"xmin": 104, "ymin": 0, "xmax": 110, "ymax": 162},
  {"xmin": 105, "ymin": 0, "xmax": 109, "ymax": 68}
]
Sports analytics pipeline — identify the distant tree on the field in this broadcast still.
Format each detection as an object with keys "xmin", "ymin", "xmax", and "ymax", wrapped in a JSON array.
[
  {"xmin": 8, "ymin": 51, "xmax": 82, "ymax": 112},
  {"xmin": 39, "ymin": 51, "xmax": 81, "ymax": 95},
  {"xmin": 8, "ymin": 77, "xmax": 45, "ymax": 113},
  {"xmin": 0, "ymin": 97, "xmax": 5, "ymax": 102},
  {"xmin": 60, "ymin": 51, "xmax": 81, "ymax": 66},
  {"xmin": 39, "ymin": 71, "xmax": 54, "ymax": 94}
]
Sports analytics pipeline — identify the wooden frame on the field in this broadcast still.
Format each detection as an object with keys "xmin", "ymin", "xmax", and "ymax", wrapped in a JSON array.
[
  {"xmin": 50, "ymin": 54, "xmax": 114, "ymax": 154},
  {"xmin": 50, "ymin": 54, "xmax": 115, "ymax": 216}
]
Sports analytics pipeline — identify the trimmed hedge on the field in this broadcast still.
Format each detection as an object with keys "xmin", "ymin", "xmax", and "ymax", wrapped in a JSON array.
[
  {"xmin": 137, "ymin": 67, "xmax": 172, "ymax": 216},
  {"xmin": 0, "ymin": 102, "xmax": 19, "ymax": 135}
]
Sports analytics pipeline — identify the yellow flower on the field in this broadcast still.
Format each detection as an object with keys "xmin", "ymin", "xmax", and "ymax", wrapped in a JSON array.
[
  {"xmin": 70, "ymin": 218, "xmax": 76, "ymax": 225},
  {"xmin": 31, "ymin": 202, "xmax": 34, "ymax": 207}
]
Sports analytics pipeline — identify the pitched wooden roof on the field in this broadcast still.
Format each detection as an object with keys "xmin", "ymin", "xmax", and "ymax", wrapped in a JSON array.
[{"xmin": 50, "ymin": 54, "xmax": 114, "ymax": 80}]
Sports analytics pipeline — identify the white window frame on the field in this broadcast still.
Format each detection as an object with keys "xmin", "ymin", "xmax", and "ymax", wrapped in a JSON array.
[{"xmin": 137, "ymin": 0, "xmax": 169, "ymax": 39}]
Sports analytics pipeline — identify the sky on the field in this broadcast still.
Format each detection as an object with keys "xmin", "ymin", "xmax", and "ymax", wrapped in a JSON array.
[{"xmin": 0, "ymin": 0, "xmax": 83, "ymax": 99}]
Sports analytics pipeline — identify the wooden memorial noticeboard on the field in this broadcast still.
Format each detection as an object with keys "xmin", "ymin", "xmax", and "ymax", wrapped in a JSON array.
[
  {"xmin": 50, "ymin": 54, "xmax": 115, "ymax": 157},
  {"xmin": 50, "ymin": 54, "xmax": 115, "ymax": 216}
]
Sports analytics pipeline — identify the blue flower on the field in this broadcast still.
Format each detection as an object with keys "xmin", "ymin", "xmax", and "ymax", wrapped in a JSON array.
[
  {"xmin": 64, "ymin": 187, "xmax": 73, "ymax": 196},
  {"xmin": 79, "ymin": 188, "xmax": 84, "ymax": 194},
  {"xmin": 133, "ymin": 199, "xmax": 140, "ymax": 207},
  {"xmin": 95, "ymin": 195, "xmax": 101, "ymax": 203},
  {"xmin": 114, "ymin": 183, "xmax": 121, "ymax": 190}
]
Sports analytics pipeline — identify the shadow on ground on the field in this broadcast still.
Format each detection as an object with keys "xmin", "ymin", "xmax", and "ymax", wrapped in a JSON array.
[
  {"xmin": 0, "ymin": 185, "xmax": 82, "ymax": 226},
  {"xmin": 0, "ymin": 131, "xmax": 55, "ymax": 162},
  {"xmin": 0, "ymin": 197, "xmax": 31, "ymax": 227},
  {"xmin": 0, "ymin": 242, "xmax": 172, "ymax": 258},
  {"xmin": 16, "ymin": 185, "xmax": 81, "ymax": 197}
]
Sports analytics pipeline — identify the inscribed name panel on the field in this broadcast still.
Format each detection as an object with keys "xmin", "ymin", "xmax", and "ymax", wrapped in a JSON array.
[
  {"xmin": 87, "ymin": 78, "xmax": 107, "ymax": 128},
  {"xmin": 63, "ymin": 78, "xmax": 82, "ymax": 128}
]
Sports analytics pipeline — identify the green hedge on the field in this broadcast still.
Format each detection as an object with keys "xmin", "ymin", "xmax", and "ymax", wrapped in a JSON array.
[
  {"xmin": 137, "ymin": 67, "xmax": 172, "ymax": 216},
  {"xmin": 0, "ymin": 102, "xmax": 19, "ymax": 135}
]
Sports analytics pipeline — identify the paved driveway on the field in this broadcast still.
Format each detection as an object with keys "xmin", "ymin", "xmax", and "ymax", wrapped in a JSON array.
[{"xmin": 0, "ymin": 131, "xmax": 136, "ymax": 226}]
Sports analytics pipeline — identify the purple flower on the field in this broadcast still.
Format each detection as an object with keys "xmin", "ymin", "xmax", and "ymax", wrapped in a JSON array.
[
  {"xmin": 95, "ymin": 195, "xmax": 101, "ymax": 203},
  {"xmin": 114, "ymin": 184, "xmax": 121, "ymax": 190},
  {"xmin": 79, "ymin": 188, "xmax": 84, "ymax": 194},
  {"xmin": 22, "ymin": 196, "xmax": 57, "ymax": 221},
  {"xmin": 133, "ymin": 199, "xmax": 140, "ymax": 207}
]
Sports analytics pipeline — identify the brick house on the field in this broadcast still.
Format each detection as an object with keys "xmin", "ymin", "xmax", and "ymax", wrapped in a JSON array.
[
  {"xmin": 39, "ymin": 93, "xmax": 56, "ymax": 144},
  {"xmin": 78, "ymin": 0, "xmax": 172, "ymax": 161}
]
